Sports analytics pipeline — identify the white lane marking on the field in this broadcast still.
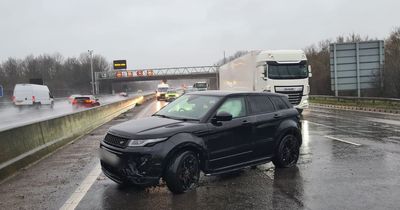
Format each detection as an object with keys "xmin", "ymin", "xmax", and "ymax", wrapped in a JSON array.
[
  {"xmin": 324, "ymin": 135, "xmax": 361, "ymax": 146},
  {"xmin": 307, "ymin": 121, "xmax": 366, "ymax": 136},
  {"xmin": 60, "ymin": 163, "xmax": 101, "ymax": 210}
]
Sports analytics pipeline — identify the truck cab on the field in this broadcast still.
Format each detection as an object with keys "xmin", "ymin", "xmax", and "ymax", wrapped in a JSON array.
[
  {"xmin": 218, "ymin": 50, "xmax": 311, "ymax": 113},
  {"xmin": 256, "ymin": 50, "xmax": 311, "ymax": 112}
]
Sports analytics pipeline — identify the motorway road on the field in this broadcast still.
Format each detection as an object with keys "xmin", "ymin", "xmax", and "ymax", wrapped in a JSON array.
[
  {"xmin": 0, "ymin": 93, "xmax": 147, "ymax": 131},
  {"xmin": 0, "ymin": 101, "xmax": 400, "ymax": 209}
]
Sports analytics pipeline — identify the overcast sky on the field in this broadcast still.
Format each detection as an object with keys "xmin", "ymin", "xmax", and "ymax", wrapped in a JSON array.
[{"xmin": 0, "ymin": 0, "xmax": 399, "ymax": 68}]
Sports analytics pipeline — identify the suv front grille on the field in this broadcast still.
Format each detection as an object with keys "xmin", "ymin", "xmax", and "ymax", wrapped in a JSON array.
[{"xmin": 104, "ymin": 134, "xmax": 129, "ymax": 148}]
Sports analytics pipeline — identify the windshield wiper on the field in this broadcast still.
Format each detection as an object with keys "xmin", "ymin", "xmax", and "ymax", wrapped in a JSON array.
[
  {"xmin": 174, "ymin": 117, "xmax": 199, "ymax": 122},
  {"xmin": 153, "ymin": 114, "xmax": 199, "ymax": 121},
  {"xmin": 153, "ymin": 114, "xmax": 170, "ymax": 118}
]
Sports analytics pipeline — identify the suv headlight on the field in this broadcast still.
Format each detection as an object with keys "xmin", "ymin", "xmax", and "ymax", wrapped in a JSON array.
[{"xmin": 128, "ymin": 137, "xmax": 167, "ymax": 147}]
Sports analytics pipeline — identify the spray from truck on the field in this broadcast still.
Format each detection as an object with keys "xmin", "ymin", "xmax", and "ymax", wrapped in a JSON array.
[{"xmin": 219, "ymin": 50, "xmax": 312, "ymax": 113}]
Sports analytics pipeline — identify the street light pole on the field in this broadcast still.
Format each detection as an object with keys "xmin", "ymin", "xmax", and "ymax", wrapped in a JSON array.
[{"xmin": 88, "ymin": 50, "xmax": 95, "ymax": 95}]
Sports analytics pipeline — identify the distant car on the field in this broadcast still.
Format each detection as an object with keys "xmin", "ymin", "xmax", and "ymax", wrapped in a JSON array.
[
  {"xmin": 166, "ymin": 89, "xmax": 180, "ymax": 102},
  {"xmin": 119, "ymin": 92, "xmax": 128, "ymax": 97},
  {"xmin": 68, "ymin": 94, "xmax": 81, "ymax": 103},
  {"xmin": 100, "ymin": 91, "xmax": 301, "ymax": 194},
  {"xmin": 72, "ymin": 95, "xmax": 100, "ymax": 108},
  {"xmin": 12, "ymin": 84, "xmax": 54, "ymax": 108}
]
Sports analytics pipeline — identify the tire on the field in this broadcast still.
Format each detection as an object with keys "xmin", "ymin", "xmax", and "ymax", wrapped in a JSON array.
[
  {"xmin": 164, "ymin": 151, "xmax": 200, "ymax": 194},
  {"xmin": 272, "ymin": 134, "xmax": 300, "ymax": 168}
]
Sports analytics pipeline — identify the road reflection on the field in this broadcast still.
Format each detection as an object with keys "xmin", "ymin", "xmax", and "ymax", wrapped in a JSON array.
[
  {"xmin": 155, "ymin": 101, "xmax": 167, "ymax": 112},
  {"xmin": 272, "ymin": 166, "xmax": 304, "ymax": 209}
]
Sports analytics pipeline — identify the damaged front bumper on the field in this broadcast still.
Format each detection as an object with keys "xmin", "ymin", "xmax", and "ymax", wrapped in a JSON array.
[{"xmin": 99, "ymin": 143, "xmax": 163, "ymax": 186}]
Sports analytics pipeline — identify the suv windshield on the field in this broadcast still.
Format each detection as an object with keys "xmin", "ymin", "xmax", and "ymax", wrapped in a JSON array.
[
  {"xmin": 267, "ymin": 62, "xmax": 308, "ymax": 79},
  {"xmin": 155, "ymin": 94, "xmax": 221, "ymax": 120}
]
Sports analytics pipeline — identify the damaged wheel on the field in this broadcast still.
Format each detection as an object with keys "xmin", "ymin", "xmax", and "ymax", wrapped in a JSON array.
[{"xmin": 164, "ymin": 151, "xmax": 200, "ymax": 194}]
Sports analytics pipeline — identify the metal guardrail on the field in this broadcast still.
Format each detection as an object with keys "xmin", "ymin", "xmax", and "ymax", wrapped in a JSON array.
[
  {"xmin": 309, "ymin": 95, "xmax": 400, "ymax": 108},
  {"xmin": 310, "ymin": 95, "xmax": 400, "ymax": 102}
]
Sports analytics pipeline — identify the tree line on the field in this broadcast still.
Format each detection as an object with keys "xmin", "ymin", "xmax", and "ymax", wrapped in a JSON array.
[{"xmin": 0, "ymin": 53, "xmax": 109, "ymax": 97}]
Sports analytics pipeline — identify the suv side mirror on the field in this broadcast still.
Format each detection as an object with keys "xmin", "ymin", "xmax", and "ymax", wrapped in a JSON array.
[{"xmin": 214, "ymin": 111, "xmax": 233, "ymax": 122}]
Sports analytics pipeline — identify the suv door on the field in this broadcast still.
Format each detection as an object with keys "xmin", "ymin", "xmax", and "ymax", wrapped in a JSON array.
[
  {"xmin": 205, "ymin": 96, "xmax": 254, "ymax": 171},
  {"xmin": 247, "ymin": 95, "xmax": 280, "ymax": 158}
]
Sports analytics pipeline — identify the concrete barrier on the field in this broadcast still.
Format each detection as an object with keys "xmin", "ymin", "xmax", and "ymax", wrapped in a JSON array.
[{"xmin": 0, "ymin": 93, "xmax": 154, "ymax": 181}]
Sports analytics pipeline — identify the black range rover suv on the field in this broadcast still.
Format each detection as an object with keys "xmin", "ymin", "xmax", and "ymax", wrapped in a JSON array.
[{"xmin": 100, "ymin": 91, "xmax": 302, "ymax": 193}]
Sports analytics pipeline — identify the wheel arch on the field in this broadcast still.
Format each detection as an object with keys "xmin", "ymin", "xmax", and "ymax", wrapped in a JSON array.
[
  {"xmin": 274, "ymin": 119, "xmax": 302, "ymax": 150},
  {"xmin": 161, "ymin": 135, "xmax": 207, "ymax": 175}
]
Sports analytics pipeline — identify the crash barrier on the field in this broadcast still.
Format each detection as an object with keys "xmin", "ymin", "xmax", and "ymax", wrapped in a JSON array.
[
  {"xmin": 309, "ymin": 95, "xmax": 400, "ymax": 113},
  {"xmin": 0, "ymin": 93, "xmax": 154, "ymax": 181}
]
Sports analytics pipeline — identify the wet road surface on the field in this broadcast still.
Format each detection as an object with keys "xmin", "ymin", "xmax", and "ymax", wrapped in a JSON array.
[{"xmin": 1, "ymin": 102, "xmax": 400, "ymax": 209}]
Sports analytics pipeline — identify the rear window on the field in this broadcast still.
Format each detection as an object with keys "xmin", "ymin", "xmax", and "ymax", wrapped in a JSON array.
[
  {"xmin": 75, "ymin": 97, "xmax": 90, "ymax": 100},
  {"xmin": 247, "ymin": 95, "xmax": 275, "ymax": 114},
  {"xmin": 270, "ymin": 96, "xmax": 289, "ymax": 110}
]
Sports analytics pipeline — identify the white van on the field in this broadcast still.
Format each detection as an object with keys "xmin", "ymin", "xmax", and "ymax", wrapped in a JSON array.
[
  {"xmin": 156, "ymin": 83, "xmax": 169, "ymax": 101},
  {"xmin": 12, "ymin": 84, "xmax": 54, "ymax": 108}
]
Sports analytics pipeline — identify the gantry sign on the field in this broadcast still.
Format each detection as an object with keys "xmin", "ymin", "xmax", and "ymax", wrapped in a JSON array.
[{"xmin": 96, "ymin": 66, "xmax": 219, "ymax": 81}]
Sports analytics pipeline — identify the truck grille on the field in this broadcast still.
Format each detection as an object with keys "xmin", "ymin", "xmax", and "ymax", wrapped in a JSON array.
[
  {"xmin": 104, "ymin": 134, "xmax": 129, "ymax": 148},
  {"xmin": 278, "ymin": 91, "xmax": 303, "ymax": 105},
  {"xmin": 275, "ymin": 86, "xmax": 303, "ymax": 105}
]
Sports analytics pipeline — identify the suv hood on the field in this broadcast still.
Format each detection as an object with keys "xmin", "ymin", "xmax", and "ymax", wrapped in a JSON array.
[{"xmin": 108, "ymin": 116, "xmax": 203, "ymax": 139}]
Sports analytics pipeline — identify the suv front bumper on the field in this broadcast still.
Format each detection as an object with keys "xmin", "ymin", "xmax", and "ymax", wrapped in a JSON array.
[{"xmin": 99, "ymin": 143, "xmax": 164, "ymax": 186}]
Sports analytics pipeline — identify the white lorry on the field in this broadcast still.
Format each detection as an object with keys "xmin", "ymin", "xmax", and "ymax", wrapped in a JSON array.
[
  {"xmin": 193, "ymin": 82, "xmax": 208, "ymax": 91},
  {"xmin": 156, "ymin": 83, "xmax": 170, "ymax": 101},
  {"xmin": 219, "ymin": 50, "xmax": 312, "ymax": 113},
  {"xmin": 12, "ymin": 84, "xmax": 54, "ymax": 108}
]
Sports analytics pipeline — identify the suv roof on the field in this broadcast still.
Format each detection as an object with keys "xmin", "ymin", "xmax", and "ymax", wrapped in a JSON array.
[{"xmin": 187, "ymin": 90, "xmax": 285, "ymax": 97}]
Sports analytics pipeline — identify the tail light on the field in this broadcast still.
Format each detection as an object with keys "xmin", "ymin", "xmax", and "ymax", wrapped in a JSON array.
[
  {"xmin": 72, "ymin": 99, "xmax": 77, "ymax": 104},
  {"xmin": 12, "ymin": 96, "xmax": 15, "ymax": 102},
  {"xmin": 32, "ymin": 96, "xmax": 36, "ymax": 102}
]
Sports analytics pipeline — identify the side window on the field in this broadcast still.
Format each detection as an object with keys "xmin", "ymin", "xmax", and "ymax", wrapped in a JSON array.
[
  {"xmin": 248, "ymin": 95, "xmax": 275, "ymax": 114},
  {"xmin": 270, "ymin": 96, "xmax": 288, "ymax": 110},
  {"xmin": 217, "ymin": 97, "xmax": 246, "ymax": 118}
]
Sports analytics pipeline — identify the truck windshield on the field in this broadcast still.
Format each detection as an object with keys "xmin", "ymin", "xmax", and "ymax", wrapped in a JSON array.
[
  {"xmin": 194, "ymin": 83, "xmax": 207, "ymax": 88},
  {"xmin": 267, "ymin": 63, "xmax": 308, "ymax": 79}
]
